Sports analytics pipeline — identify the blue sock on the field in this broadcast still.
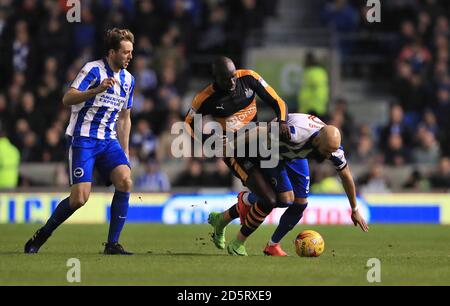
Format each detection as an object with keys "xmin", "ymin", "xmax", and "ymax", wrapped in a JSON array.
[
  {"xmin": 41, "ymin": 197, "xmax": 76, "ymax": 235},
  {"xmin": 271, "ymin": 203, "xmax": 308, "ymax": 243},
  {"xmin": 108, "ymin": 190, "xmax": 130, "ymax": 243}
]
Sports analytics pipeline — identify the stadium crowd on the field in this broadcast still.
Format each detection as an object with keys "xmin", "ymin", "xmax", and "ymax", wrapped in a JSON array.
[
  {"xmin": 0, "ymin": 0, "xmax": 449, "ymax": 192},
  {"xmin": 0, "ymin": 0, "xmax": 275, "ymax": 189},
  {"xmin": 314, "ymin": 0, "xmax": 450, "ymax": 192}
]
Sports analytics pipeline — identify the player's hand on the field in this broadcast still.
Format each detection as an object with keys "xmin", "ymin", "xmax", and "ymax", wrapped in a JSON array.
[
  {"xmin": 279, "ymin": 120, "xmax": 291, "ymax": 141},
  {"xmin": 96, "ymin": 77, "xmax": 116, "ymax": 93},
  {"xmin": 351, "ymin": 210, "xmax": 369, "ymax": 232}
]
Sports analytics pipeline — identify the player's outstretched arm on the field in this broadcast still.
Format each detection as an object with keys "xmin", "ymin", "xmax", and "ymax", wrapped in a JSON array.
[
  {"xmin": 62, "ymin": 77, "xmax": 116, "ymax": 106},
  {"xmin": 338, "ymin": 165, "xmax": 369, "ymax": 232}
]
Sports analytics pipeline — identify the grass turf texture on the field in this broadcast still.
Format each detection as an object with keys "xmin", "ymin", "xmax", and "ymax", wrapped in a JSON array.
[{"xmin": 0, "ymin": 224, "xmax": 449, "ymax": 285}]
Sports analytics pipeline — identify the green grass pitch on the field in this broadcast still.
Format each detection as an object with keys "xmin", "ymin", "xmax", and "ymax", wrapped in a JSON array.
[{"xmin": 0, "ymin": 224, "xmax": 449, "ymax": 285}]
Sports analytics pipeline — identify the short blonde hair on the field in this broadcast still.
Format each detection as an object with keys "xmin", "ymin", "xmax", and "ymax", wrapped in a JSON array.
[{"xmin": 104, "ymin": 28, "xmax": 134, "ymax": 55}]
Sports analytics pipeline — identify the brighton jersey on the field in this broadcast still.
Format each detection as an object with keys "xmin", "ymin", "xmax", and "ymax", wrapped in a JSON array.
[
  {"xmin": 65, "ymin": 59, "xmax": 135, "ymax": 140},
  {"xmin": 280, "ymin": 113, "xmax": 347, "ymax": 170}
]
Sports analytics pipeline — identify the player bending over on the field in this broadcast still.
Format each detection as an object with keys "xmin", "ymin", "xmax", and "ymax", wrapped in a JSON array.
[{"xmin": 209, "ymin": 113, "xmax": 369, "ymax": 256}]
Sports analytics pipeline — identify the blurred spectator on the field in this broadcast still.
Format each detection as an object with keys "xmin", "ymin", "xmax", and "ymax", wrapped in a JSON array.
[
  {"xmin": 321, "ymin": 0, "xmax": 359, "ymax": 33},
  {"xmin": 41, "ymin": 127, "xmax": 65, "ymax": 162},
  {"xmin": 3, "ymin": 20, "xmax": 37, "ymax": 83},
  {"xmin": 350, "ymin": 134, "xmax": 377, "ymax": 164},
  {"xmin": 15, "ymin": 91, "xmax": 46, "ymax": 135},
  {"xmin": 154, "ymin": 25, "xmax": 186, "ymax": 78},
  {"xmin": 298, "ymin": 52, "xmax": 329, "ymax": 116},
  {"xmin": 197, "ymin": 3, "xmax": 227, "ymax": 54},
  {"xmin": 384, "ymin": 134, "xmax": 410, "ymax": 166},
  {"xmin": 135, "ymin": 160, "xmax": 171, "ymax": 192},
  {"xmin": 321, "ymin": 0, "xmax": 358, "ymax": 57},
  {"xmin": 411, "ymin": 127, "xmax": 440, "ymax": 165},
  {"xmin": 0, "ymin": 8, "xmax": 7, "ymax": 43},
  {"xmin": 73, "ymin": 6, "xmax": 96, "ymax": 55},
  {"xmin": 402, "ymin": 169, "xmax": 430, "ymax": 191},
  {"xmin": 0, "ymin": 93, "xmax": 8, "ymax": 128},
  {"xmin": 428, "ymin": 156, "xmax": 450, "ymax": 190},
  {"xmin": 398, "ymin": 38, "xmax": 432, "ymax": 73},
  {"xmin": 396, "ymin": 20, "xmax": 416, "ymax": 52},
  {"xmin": 417, "ymin": 11, "xmax": 432, "ymax": 42},
  {"xmin": 132, "ymin": 0, "xmax": 164, "ymax": 44},
  {"xmin": 434, "ymin": 15, "xmax": 449, "ymax": 38},
  {"xmin": 173, "ymin": 158, "xmax": 204, "ymax": 187},
  {"xmin": 133, "ymin": 55, "xmax": 158, "ymax": 94},
  {"xmin": 418, "ymin": 109, "xmax": 439, "ymax": 138},
  {"xmin": 203, "ymin": 159, "xmax": 233, "ymax": 188},
  {"xmin": 0, "ymin": 121, "xmax": 20, "ymax": 189},
  {"xmin": 156, "ymin": 113, "xmax": 186, "ymax": 162},
  {"xmin": 392, "ymin": 63, "xmax": 430, "ymax": 127},
  {"xmin": 20, "ymin": 131, "xmax": 41, "ymax": 162},
  {"xmin": 357, "ymin": 161, "xmax": 391, "ymax": 193},
  {"xmin": 433, "ymin": 87, "xmax": 450, "ymax": 155},
  {"xmin": 130, "ymin": 119, "xmax": 158, "ymax": 162},
  {"xmin": 331, "ymin": 98, "xmax": 356, "ymax": 149},
  {"xmin": 37, "ymin": 11, "xmax": 70, "ymax": 65},
  {"xmin": 378, "ymin": 104, "xmax": 412, "ymax": 150}
]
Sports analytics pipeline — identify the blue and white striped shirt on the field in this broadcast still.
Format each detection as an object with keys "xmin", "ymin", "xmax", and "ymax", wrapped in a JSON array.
[
  {"xmin": 65, "ymin": 59, "xmax": 135, "ymax": 140},
  {"xmin": 280, "ymin": 113, "xmax": 347, "ymax": 170}
]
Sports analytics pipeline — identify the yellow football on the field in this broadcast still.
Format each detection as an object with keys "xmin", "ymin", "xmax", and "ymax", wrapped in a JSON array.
[{"xmin": 294, "ymin": 230, "xmax": 325, "ymax": 257}]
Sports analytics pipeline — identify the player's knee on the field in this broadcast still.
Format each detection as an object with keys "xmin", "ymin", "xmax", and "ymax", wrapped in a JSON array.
[
  {"xmin": 70, "ymin": 193, "xmax": 89, "ymax": 209},
  {"xmin": 294, "ymin": 197, "xmax": 308, "ymax": 205},
  {"xmin": 278, "ymin": 192, "xmax": 294, "ymax": 204},
  {"xmin": 115, "ymin": 176, "xmax": 132, "ymax": 192}
]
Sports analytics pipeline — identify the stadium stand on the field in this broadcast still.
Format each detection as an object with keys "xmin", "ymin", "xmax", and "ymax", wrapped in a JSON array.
[{"xmin": 0, "ymin": 0, "xmax": 449, "ymax": 192}]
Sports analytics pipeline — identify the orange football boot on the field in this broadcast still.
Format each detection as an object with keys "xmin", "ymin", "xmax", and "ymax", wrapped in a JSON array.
[{"xmin": 263, "ymin": 243, "xmax": 288, "ymax": 256}]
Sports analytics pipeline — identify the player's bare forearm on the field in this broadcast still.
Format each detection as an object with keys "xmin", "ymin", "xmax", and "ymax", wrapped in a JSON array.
[
  {"xmin": 63, "ymin": 78, "xmax": 115, "ymax": 106},
  {"xmin": 63, "ymin": 87, "xmax": 100, "ymax": 106},
  {"xmin": 117, "ymin": 109, "xmax": 131, "ymax": 157},
  {"xmin": 338, "ymin": 165, "xmax": 358, "ymax": 210},
  {"xmin": 339, "ymin": 165, "xmax": 369, "ymax": 232}
]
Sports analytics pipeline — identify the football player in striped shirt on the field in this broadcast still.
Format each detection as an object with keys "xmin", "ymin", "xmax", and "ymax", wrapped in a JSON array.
[
  {"xmin": 209, "ymin": 113, "xmax": 369, "ymax": 256},
  {"xmin": 25, "ymin": 28, "xmax": 136, "ymax": 255}
]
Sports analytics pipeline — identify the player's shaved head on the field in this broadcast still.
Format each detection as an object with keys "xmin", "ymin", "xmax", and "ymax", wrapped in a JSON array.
[
  {"xmin": 212, "ymin": 56, "xmax": 237, "ymax": 91},
  {"xmin": 212, "ymin": 56, "xmax": 235, "ymax": 76},
  {"xmin": 320, "ymin": 125, "xmax": 341, "ymax": 150},
  {"xmin": 313, "ymin": 125, "xmax": 341, "ymax": 159}
]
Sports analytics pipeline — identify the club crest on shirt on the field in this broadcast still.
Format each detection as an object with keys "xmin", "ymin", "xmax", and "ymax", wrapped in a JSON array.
[
  {"xmin": 245, "ymin": 88, "xmax": 254, "ymax": 98},
  {"xmin": 123, "ymin": 82, "xmax": 129, "ymax": 93}
]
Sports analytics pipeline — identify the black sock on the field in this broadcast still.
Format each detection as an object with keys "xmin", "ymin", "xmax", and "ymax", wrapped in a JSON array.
[{"xmin": 229, "ymin": 204, "xmax": 239, "ymax": 219}]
